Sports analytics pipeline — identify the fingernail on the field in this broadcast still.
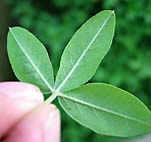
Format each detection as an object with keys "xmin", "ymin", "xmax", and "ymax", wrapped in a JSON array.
[
  {"xmin": 44, "ymin": 107, "xmax": 60, "ymax": 142},
  {"xmin": 46, "ymin": 109, "xmax": 59, "ymax": 128}
]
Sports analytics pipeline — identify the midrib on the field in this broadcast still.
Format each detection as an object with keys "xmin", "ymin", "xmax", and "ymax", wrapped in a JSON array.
[
  {"xmin": 59, "ymin": 94, "xmax": 151, "ymax": 127},
  {"xmin": 10, "ymin": 29, "xmax": 54, "ymax": 93},
  {"xmin": 56, "ymin": 12, "xmax": 113, "ymax": 92}
]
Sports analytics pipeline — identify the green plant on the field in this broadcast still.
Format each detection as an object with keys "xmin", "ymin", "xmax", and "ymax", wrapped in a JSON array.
[{"xmin": 7, "ymin": 10, "xmax": 151, "ymax": 138}]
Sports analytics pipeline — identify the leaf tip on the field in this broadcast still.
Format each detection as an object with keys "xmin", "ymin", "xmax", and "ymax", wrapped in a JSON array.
[
  {"xmin": 112, "ymin": 10, "xmax": 115, "ymax": 14},
  {"xmin": 9, "ymin": 27, "xmax": 12, "ymax": 31}
]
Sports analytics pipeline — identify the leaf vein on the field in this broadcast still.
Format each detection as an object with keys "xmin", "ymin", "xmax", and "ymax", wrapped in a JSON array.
[
  {"xmin": 9, "ymin": 29, "xmax": 54, "ymax": 93},
  {"xmin": 56, "ymin": 12, "xmax": 113, "ymax": 92},
  {"xmin": 59, "ymin": 94, "xmax": 151, "ymax": 127}
]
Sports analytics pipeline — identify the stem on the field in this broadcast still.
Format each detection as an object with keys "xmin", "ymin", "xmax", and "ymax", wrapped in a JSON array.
[{"xmin": 45, "ymin": 92, "xmax": 58, "ymax": 103}]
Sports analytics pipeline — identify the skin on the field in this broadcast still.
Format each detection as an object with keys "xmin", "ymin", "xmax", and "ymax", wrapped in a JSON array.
[{"xmin": 0, "ymin": 82, "xmax": 60, "ymax": 142}]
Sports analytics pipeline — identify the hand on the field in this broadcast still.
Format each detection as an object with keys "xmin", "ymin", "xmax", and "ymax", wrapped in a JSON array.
[{"xmin": 0, "ymin": 82, "xmax": 60, "ymax": 142}]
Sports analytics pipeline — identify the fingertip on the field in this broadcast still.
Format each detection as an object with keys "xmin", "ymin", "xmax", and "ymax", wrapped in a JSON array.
[
  {"xmin": 0, "ymin": 82, "xmax": 44, "ymax": 102},
  {"xmin": 0, "ymin": 82, "xmax": 44, "ymax": 137}
]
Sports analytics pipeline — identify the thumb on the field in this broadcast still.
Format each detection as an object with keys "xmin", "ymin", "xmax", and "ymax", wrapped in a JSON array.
[{"xmin": 4, "ymin": 103, "xmax": 60, "ymax": 142}]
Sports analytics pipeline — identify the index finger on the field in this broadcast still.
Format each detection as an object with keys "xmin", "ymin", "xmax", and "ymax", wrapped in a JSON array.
[{"xmin": 0, "ymin": 82, "xmax": 44, "ymax": 138}]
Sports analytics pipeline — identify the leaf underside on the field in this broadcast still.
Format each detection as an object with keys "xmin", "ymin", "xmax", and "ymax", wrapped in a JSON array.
[
  {"xmin": 55, "ymin": 10, "xmax": 115, "ymax": 93},
  {"xmin": 7, "ymin": 27, "xmax": 54, "ymax": 93},
  {"xmin": 59, "ymin": 83, "xmax": 151, "ymax": 137}
]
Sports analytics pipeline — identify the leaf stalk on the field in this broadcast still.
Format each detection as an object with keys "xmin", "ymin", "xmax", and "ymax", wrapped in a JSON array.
[{"xmin": 45, "ymin": 92, "xmax": 58, "ymax": 103}]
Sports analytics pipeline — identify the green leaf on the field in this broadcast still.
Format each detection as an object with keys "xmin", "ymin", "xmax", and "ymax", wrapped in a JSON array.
[
  {"xmin": 58, "ymin": 83, "xmax": 151, "ymax": 137},
  {"xmin": 55, "ymin": 10, "xmax": 115, "ymax": 92},
  {"xmin": 7, "ymin": 27, "xmax": 54, "ymax": 93}
]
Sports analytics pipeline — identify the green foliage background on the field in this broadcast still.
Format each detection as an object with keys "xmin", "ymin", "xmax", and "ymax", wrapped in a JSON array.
[{"xmin": 1, "ymin": 0, "xmax": 151, "ymax": 141}]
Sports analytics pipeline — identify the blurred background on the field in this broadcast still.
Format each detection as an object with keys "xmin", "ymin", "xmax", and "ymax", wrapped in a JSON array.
[{"xmin": 0, "ymin": 0, "xmax": 151, "ymax": 141}]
